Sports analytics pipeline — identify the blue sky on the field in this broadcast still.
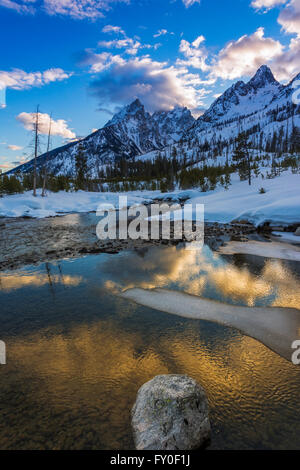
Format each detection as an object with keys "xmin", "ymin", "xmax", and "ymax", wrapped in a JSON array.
[{"xmin": 0, "ymin": 0, "xmax": 299, "ymax": 171}]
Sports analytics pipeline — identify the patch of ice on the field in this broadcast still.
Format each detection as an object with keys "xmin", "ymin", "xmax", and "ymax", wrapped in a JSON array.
[
  {"xmin": 122, "ymin": 287, "xmax": 300, "ymax": 363},
  {"xmin": 217, "ymin": 240, "xmax": 300, "ymax": 261},
  {"xmin": 272, "ymin": 232, "xmax": 300, "ymax": 245}
]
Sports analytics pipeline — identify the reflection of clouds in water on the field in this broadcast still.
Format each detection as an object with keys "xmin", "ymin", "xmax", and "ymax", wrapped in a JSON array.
[
  {"xmin": 263, "ymin": 260, "xmax": 300, "ymax": 310},
  {"xmin": 0, "ymin": 270, "xmax": 83, "ymax": 292},
  {"xmin": 103, "ymin": 246, "xmax": 209, "ymax": 295},
  {"xmin": 208, "ymin": 264, "xmax": 272, "ymax": 306},
  {"xmin": 4, "ymin": 318, "xmax": 299, "ymax": 450},
  {"xmin": 101, "ymin": 246, "xmax": 300, "ymax": 309}
]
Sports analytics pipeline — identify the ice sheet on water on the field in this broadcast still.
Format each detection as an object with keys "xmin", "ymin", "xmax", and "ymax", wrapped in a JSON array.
[
  {"xmin": 218, "ymin": 240, "xmax": 300, "ymax": 261},
  {"xmin": 122, "ymin": 287, "xmax": 300, "ymax": 363}
]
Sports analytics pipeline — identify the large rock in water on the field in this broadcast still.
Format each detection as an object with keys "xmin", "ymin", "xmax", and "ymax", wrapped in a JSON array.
[
  {"xmin": 295, "ymin": 227, "xmax": 300, "ymax": 236},
  {"xmin": 131, "ymin": 375, "xmax": 211, "ymax": 450}
]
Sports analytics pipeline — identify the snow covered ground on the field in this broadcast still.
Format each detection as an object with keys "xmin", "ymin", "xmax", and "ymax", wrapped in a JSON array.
[
  {"xmin": 0, "ymin": 190, "xmax": 157, "ymax": 218},
  {"xmin": 174, "ymin": 171, "xmax": 300, "ymax": 226},
  {"xmin": 0, "ymin": 170, "xmax": 299, "ymax": 226}
]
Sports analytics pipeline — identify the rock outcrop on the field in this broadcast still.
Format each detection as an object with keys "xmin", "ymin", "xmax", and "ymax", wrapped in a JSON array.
[{"xmin": 131, "ymin": 374, "xmax": 211, "ymax": 450}]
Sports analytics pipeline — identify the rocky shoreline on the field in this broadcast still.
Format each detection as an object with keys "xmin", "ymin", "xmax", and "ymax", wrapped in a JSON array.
[{"xmin": 0, "ymin": 211, "xmax": 293, "ymax": 272}]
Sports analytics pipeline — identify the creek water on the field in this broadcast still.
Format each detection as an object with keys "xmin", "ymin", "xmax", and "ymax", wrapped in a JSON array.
[{"xmin": 0, "ymin": 242, "xmax": 299, "ymax": 449}]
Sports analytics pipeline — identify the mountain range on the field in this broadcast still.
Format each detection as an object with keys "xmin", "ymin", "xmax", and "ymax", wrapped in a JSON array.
[{"xmin": 9, "ymin": 65, "xmax": 300, "ymax": 178}]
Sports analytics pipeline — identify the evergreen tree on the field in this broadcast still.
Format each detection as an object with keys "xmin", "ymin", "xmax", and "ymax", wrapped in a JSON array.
[
  {"xmin": 290, "ymin": 126, "xmax": 300, "ymax": 154},
  {"xmin": 75, "ymin": 143, "xmax": 88, "ymax": 191},
  {"xmin": 232, "ymin": 133, "xmax": 252, "ymax": 185}
]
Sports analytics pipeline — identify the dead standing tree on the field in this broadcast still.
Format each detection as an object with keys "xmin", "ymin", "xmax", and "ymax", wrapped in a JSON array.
[
  {"xmin": 33, "ymin": 105, "xmax": 40, "ymax": 197},
  {"xmin": 42, "ymin": 113, "xmax": 52, "ymax": 197}
]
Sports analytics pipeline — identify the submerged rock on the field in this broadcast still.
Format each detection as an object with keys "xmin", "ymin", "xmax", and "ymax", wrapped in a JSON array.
[{"xmin": 131, "ymin": 374, "xmax": 211, "ymax": 450}]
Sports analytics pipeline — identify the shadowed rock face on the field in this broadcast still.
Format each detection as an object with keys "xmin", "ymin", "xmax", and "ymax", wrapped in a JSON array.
[{"xmin": 131, "ymin": 374, "xmax": 211, "ymax": 450}]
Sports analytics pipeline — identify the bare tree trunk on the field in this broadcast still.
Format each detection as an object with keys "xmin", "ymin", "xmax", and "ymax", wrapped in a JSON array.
[
  {"xmin": 33, "ymin": 105, "xmax": 39, "ymax": 197},
  {"xmin": 42, "ymin": 113, "xmax": 52, "ymax": 197},
  {"xmin": 41, "ymin": 172, "xmax": 47, "ymax": 197}
]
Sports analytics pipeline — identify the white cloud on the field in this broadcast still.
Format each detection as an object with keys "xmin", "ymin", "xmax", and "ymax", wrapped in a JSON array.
[
  {"xmin": 82, "ymin": 51, "xmax": 125, "ymax": 73},
  {"xmin": 182, "ymin": 0, "xmax": 200, "ymax": 7},
  {"xmin": 0, "ymin": 68, "xmax": 71, "ymax": 90},
  {"xmin": 211, "ymin": 27, "xmax": 283, "ymax": 80},
  {"xmin": 0, "ymin": 0, "xmax": 129, "ymax": 19},
  {"xmin": 153, "ymin": 29, "xmax": 168, "ymax": 38},
  {"xmin": 98, "ymin": 38, "xmax": 142, "ymax": 55},
  {"xmin": 102, "ymin": 24, "xmax": 126, "ymax": 35},
  {"xmin": 251, "ymin": 0, "xmax": 300, "ymax": 37},
  {"xmin": 177, "ymin": 35, "xmax": 210, "ymax": 72},
  {"xmin": 16, "ymin": 112, "xmax": 76, "ymax": 140},
  {"xmin": 43, "ymin": 0, "xmax": 129, "ymax": 19},
  {"xmin": 210, "ymin": 25, "xmax": 300, "ymax": 82},
  {"xmin": 270, "ymin": 36, "xmax": 300, "ymax": 80},
  {"xmin": 278, "ymin": 0, "xmax": 300, "ymax": 36},
  {"xmin": 7, "ymin": 144, "xmax": 23, "ymax": 150},
  {"xmin": 89, "ymin": 54, "xmax": 209, "ymax": 112},
  {"xmin": 0, "ymin": 0, "xmax": 35, "ymax": 14},
  {"xmin": 251, "ymin": 0, "xmax": 288, "ymax": 10},
  {"xmin": 98, "ymin": 34, "xmax": 155, "ymax": 56}
]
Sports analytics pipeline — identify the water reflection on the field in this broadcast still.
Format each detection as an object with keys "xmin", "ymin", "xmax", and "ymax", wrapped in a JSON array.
[
  {"xmin": 99, "ymin": 245, "xmax": 300, "ymax": 309},
  {"xmin": 0, "ymin": 264, "xmax": 82, "ymax": 292},
  {"xmin": 0, "ymin": 246, "xmax": 300, "ymax": 450},
  {"xmin": 1, "ymin": 313, "xmax": 300, "ymax": 450}
]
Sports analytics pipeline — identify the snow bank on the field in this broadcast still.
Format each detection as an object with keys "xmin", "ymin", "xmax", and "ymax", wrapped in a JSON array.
[
  {"xmin": 0, "ymin": 171, "xmax": 299, "ymax": 225},
  {"xmin": 161, "ymin": 171, "xmax": 300, "ymax": 226},
  {"xmin": 0, "ymin": 190, "xmax": 156, "ymax": 218}
]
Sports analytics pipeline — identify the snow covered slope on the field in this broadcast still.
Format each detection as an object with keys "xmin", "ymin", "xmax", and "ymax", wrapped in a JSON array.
[
  {"xmin": 178, "ymin": 171, "xmax": 300, "ymax": 226},
  {"xmin": 152, "ymin": 106, "xmax": 195, "ymax": 144},
  {"xmin": 1, "ymin": 170, "xmax": 299, "ymax": 225},
  {"xmin": 9, "ymin": 100, "xmax": 194, "ymax": 179},
  {"xmin": 185, "ymin": 65, "xmax": 300, "ymax": 154},
  {"xmin": 7, "ymin": 65, "xmax": 300, "ymax": 178}
]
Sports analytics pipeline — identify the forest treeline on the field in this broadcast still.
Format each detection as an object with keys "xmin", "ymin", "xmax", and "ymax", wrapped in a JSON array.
[{"xmin": 1, "ymin": 134, "xmax": 299, "ymax": 196}]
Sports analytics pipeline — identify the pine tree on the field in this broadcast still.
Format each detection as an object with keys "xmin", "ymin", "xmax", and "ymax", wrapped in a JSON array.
[
  {"xmin": 75, "ymin": 143, "xmax": 88, "ymax": 191},
  {"xmin": 290, "ymin": 126, "xmax": 300, "ymax": 154},
  {"xmin": 232, "ymin": 133, "xmax": 252, "ymax": 185}
]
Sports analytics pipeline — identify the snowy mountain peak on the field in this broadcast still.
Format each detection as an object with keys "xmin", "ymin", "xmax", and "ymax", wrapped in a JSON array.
[
  {"xmin": 248, "ymin": 65, "xmax": 278, "ymax": 89},
  {"xmin": 124, "ymin": 98, "xmax": 145, "ymax": 116},
  {"xmin": 8, "ymin": 66, "xmax": 300, "ymax": 180},
  {"xmin": 105, "ymin": 98, "xmax": 149, "ymax": 127},
  {"xmin": 196, "ymin": 65, "xmax": 283, "ymax": 128},
  {"xmin": 152, "ymin": 106, "xmax": 195, "ymax": 144}
]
